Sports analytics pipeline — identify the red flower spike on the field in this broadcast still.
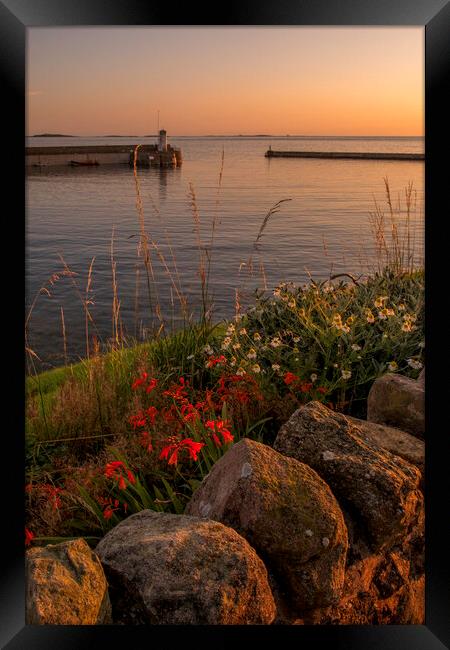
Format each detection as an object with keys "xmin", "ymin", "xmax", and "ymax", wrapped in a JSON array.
[
  {"xmin": 211, "ymin": 432, "xmax": 222, "ymax": 448},
  {"xmin": 284, "ymin": 372, "xmax": 300, "ymax": 386},
  {"xmin": 168, "ymin": 449, "xmax": 179, "ymax": 466},
  {"xmin": 159, "ymin": 438, "xmax": 205, "ymax": 466},
  {"xmin": 131, "ymin": 372, "xmax": 148, "ymax": 390},
  {"xmin": 145, "ymin": 406, "xmax": 158, "ymax": 424},
  {"xmin": 126, "ymin": 469, "xmax": 136, "ymax": 485},
  {"xmin": 104, "ymin": 460, "xmax": 135, "ymax": 490},
  {"xmin": 206, "ymin": 355, "xmax": 226, "ymax": 368},
  {"xmin": 146, "ymin": 378, "xmax": 158, "ymax": 394},
  {"xmin": 205, "ymin": 420, "xmax": 234, "ymax": 445},
  {"xmin": 103, "ymin": 506, "xmax": 114, "ymax": 520},
  {"xmin": 140, "ymin": 431, "xmax": 153, "ymax": 453},
  {"xmin": 25, "ymin": 527, "xmax": 34, "ymax": 546}
]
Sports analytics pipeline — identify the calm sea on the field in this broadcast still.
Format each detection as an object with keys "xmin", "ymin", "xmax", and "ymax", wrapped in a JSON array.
[{"xmin": 26, "ymin": 136, "xmax": 424, "ymax": 369}]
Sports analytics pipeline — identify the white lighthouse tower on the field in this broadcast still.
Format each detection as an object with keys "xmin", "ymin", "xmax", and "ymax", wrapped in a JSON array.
[{"xmin": 158, "ymin": 129, "xmax": 167, "ymax": 152}]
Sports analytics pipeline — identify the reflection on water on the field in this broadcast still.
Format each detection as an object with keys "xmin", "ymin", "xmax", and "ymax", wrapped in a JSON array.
[{"xmin": 26, "ymin": 136, "xmax": 424, "ymax": 369}]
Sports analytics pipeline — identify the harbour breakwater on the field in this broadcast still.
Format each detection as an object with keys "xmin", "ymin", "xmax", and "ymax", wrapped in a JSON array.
[
  {"xmin": 265, "ymin": 149, "xmax": 424, "ymax": 161},
  {"xmin": 26, "ymin": 144, "xmax": 183, "ymax": 169}
]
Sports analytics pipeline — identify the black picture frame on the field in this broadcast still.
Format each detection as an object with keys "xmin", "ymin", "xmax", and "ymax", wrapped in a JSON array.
[{"xmin": 1, "ymin": 1, "xmax": 449, "ymax": 648}]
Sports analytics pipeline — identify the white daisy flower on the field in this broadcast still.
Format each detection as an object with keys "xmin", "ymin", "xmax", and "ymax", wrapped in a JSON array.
[{"xmin": 407, "ymin": 358, "xmax": 423, "ymax": 370}]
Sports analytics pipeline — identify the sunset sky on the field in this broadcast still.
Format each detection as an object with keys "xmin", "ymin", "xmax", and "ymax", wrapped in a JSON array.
[{"xmin": 27, "ymin": 27, "xmax": 424, "ymax": 137}]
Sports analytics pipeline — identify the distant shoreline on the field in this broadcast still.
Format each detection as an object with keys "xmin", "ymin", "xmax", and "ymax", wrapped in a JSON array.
[
  {"xmin": 31, "ymin": 133, "xmax": 75, "ymax": 137},
  {"xmin": 30, "ymin": 133, "xmax": 424, "ymax": 140}
]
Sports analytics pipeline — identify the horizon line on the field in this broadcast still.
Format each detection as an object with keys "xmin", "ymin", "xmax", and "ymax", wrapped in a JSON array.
[{"xmin": 28, "ymin": 133, "xmax": 425, "ymax": 139}]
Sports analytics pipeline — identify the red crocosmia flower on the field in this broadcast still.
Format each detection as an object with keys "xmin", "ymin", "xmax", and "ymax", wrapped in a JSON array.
[
  {"xmin": 182, "ymin": 439, "xmax": 205, "ymax": 461},
  {"xmin": 101, "ymin": 496, "xmax": 127, "ymax": 519},
  {"xmin": 132, "ymin": 372, "xmax": 148, "ymax": 390},
  {"xmin": 46, "ymin": 485, "xmax": 63, "ymax": 510},
  {"xmin": 211, "ymin": 432, "xmax": 222, "ymax": 448},
  {"xmin": 146, "ymin": 406, "xmax": 158, "ymax": 425},
  {"xmin": 168, "ymin": 448, "xmax": 179, "ymax": 466},
  {"xmin": 25, "ymin": 527, "xmax": 34, "ymax": 546},
  {"xmin": 146, "ymin": 378, "xmax": 158, "ymax": 394},
  {"xmin": 27, "ymin": 483, "xmax": 63, "ymax": 509},
  {"xmin": 129, "ymin": 412, "xmax": 146, "ymax": 429},
  {"xmin": 206, "ymin": 355, "xmax": 226, "ymax": 368},
  {"xmin": 317, "ymin": 387, "xmax": 328, "ymax": 395},
  {"xmin": 181, "ymin": 402, "xmax": 199, "ymax": 423},
  {"xmin": 159, "ymin": 438, "xmax": 205, "ymax": 466},
  {"xmin": 104, "ymin": 460, "xmax": 135, "ymax": 489},
  {"xmin": 104, "ymin": 460, "xmax": 125, "ymax": 478},
  {"xmin": 284, "ymin": 372, "xmax": 300, "ymax": 385},
  {"xmin": 300, "ymin": 382, "xmax": 313, "ymax": 393},
  {"xmin": 103, "ymin": 506, "xmax": 115, "ymax": 520},
  {"xmin": 159, "ymin": 445, "xmax": 172, "ymax": 461},
  {"xmin": 205, "ymin": 420, "xmax": 234, "ymax": 445},
  {"xmin": 140, "ymin": 431, "xmax": 153, "ymax": 453},
  {"xmin": 163, "ymin": 377, "xmax": 189, "ymax": 401}
]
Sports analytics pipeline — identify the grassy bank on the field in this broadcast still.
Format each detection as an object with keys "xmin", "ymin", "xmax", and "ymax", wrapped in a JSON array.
[{"xmin": 25, "ymin": 266, "xmax": 424, "ymax": 546}]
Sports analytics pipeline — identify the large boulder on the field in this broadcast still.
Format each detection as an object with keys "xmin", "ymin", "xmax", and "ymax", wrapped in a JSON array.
[
  {"xmin": 186, "ymin": 438, "xmax": 348, "ymax": 611},
  {"xmin": 26, "ymin": 538, "xmax": 112, "ymax": 625},
  {"xmin": 367, "ymin": 372, "xmax": 425, "ymax": 437},
  {"xmin": 296, "ymin": 529, "xmax": 425, "ymax": 625},
  {"xmin": 95, "ymin": 510, "xmax": 276, "ymax": 625},
  {"xmin": 274, "ymin": 401, "xmax": 423, "ymax": 551},
  {"xmin": 345, "ymin": 415, "xmax": 424, "ymax": 477}
]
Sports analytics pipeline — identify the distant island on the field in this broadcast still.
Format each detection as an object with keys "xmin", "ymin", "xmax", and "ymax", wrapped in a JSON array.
[{"xmin": 32, "ymin": 133, "xmax": 75, "ymax": 137}]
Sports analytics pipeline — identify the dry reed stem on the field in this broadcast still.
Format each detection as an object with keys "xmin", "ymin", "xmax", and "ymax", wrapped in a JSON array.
[
  {"xmin": 147, "ymin": 192, "xmax": 187, "ymax": 317},
  {"xmin": 188, "ymin": 182, "xmax": 209, "ymax": 322},
  {"xmin": 85, "ymin": 257, "xmax": 95, "ymax": 360},
  {"xmin": 133, "ymin": 145, "xmax": 159, "ymax": 327},
  {"xmin": 60, "ymin": 306, "xmax": 68, "ymax": 366}
]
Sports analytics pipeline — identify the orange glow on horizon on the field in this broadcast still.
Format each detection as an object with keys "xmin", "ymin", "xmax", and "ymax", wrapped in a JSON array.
[{"xmin": 27, "ymin": 27, "xmax": 424, "ymax": 137}]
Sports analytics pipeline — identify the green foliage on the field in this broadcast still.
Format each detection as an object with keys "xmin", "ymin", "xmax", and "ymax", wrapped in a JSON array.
[
  {"xmin": 25, "ymin": 268, "xmax": 424, "ymax": 544},
  {"xmin": 217, "ymin": 268, "xmax": 424, "ymax": 416}
]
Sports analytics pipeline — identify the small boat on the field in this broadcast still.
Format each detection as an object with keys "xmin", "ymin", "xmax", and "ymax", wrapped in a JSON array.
[{"xmin": 69, "ymin": 160, "xmax": 99, "ymax": 166}]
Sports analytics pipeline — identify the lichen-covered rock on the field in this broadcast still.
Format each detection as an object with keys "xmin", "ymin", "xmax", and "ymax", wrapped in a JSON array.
[
  {"xmin": 26, "ymin": 538, "xmax": 112, "ymax": 625},
  {"xmin": 297, "ymin": 502, "xmax": 424, "ymax": 625},
  {"xmin": 345, "ymin": 415, "xmax": 424, "ymax": 477},
  {"xmin": 274, "ymin": 401, "xmax": 423, "ymax": 550},
  {"xmin": 186, "ymin": 438, "xmax": 348, "ymax": 610},
  {"xmin": 277, "ymin": 501, "xmax": 425, "ymax": 625},
  {"xmin": 95, "ymin": 510, "xmax": 276, "ymax": 625},
  {"xmin": 367, "ymin": 372, "xmax": 425, "ymax": 437}
]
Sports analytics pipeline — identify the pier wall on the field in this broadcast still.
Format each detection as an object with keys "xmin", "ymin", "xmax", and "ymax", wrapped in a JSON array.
[
  {"xmin": 26, "ymin": 151, "xmax": 130, "ymax": 168},
  {"xmin": 265, "ymin": 150, "xmax": 424, "ymax": 161},
  {"xmin": 26, "ymin": 144, "xmax": 182, "ymax": 169}
]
